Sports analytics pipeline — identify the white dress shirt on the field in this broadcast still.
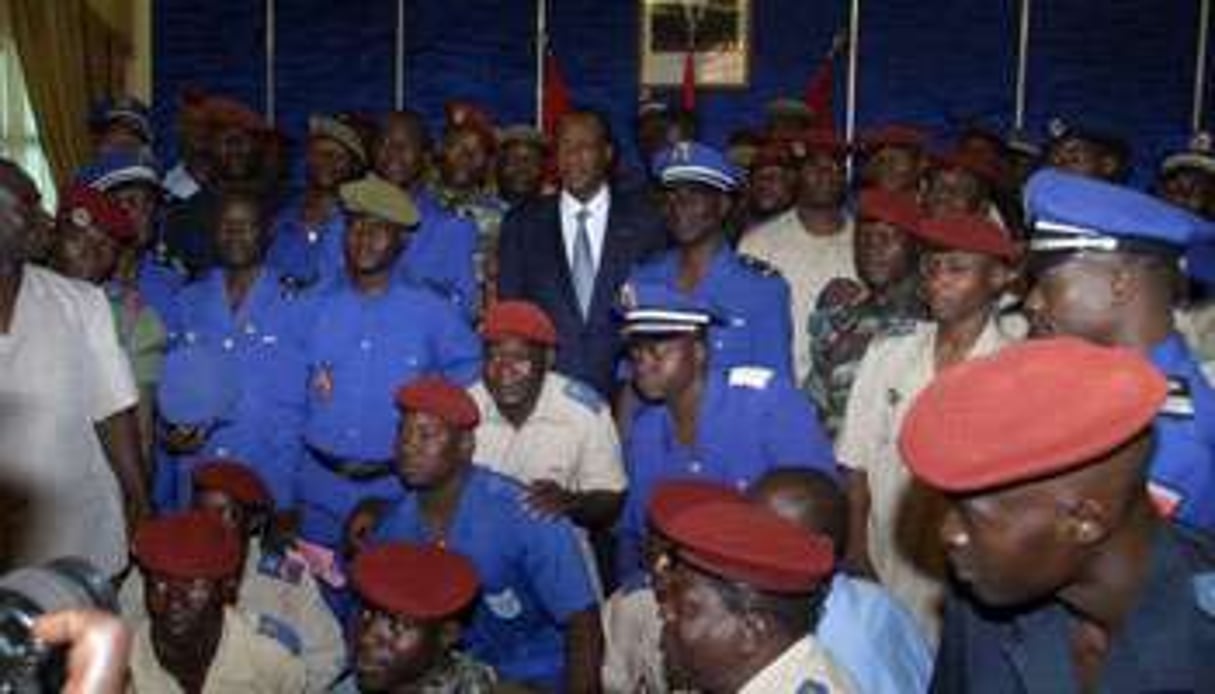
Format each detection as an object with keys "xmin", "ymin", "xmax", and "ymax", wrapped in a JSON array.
[{"xmin": 559, "ymin": 185, "xmax": 611, "ymax": 272}]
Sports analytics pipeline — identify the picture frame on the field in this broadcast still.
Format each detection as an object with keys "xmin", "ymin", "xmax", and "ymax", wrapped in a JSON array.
[{"xmin": 639, "ymin": 0, "xmax": 752, "ymax": 88}]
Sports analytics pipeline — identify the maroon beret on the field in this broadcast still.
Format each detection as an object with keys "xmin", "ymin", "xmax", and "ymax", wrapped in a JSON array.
[
  {"xmin": 132, "ymin": 511, "xmax": 242, "ymax": 580},
  {"xmin": 665, "ymin": 498, "xmax": 834, "ymax": 594},
  {"xmin": 858, "ymin": 188, "xmax": 922, "ymax": 231},
  {"xmin": 789, "ymin": 129, "xmax": 848, "ymax": 160},
  {"xmin": 930, "ymin": 148, "xmax": 1007, "ymax": 185},
  {"xmin": 914, "ymin": 213, "xmax": 1019, "ymax": 261},
  {"xmin": 899, "ymin": 337, "xmax": 1167, "ymax": 493},
  {"xmin": 858, "ymin": 124, "xmax": 928, "ymax": 151},
  {"xmin": 193, "ymin": 459, "xmax": 272, "ymax": 507},
  {"xmin": 395, "ymin": 376, "xmax": 480, "ymax": 429},
  {"xmin": 353, "ymin": 542, "xmax": 479, "ymax": 620},
  {"xmin": 205, "ymin": 95, "xmax": 268, "ymax": 134},
  {"xmin": 58, "ymin": 184, "xmax": 135, "ymax": 244},
  {"xmin": 482, "ymin": 300, "xmax": 558, "ymax": 347},
  {"xmin": 647, "ymin": 479, "xmax": 743, "ymax": 538}
]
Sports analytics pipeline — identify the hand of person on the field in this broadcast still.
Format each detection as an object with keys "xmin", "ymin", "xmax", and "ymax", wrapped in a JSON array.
[
  {"xmin": 523, "ymin": 480, "xmax": 575, "ymax": 520},
  {"xmin": 160, "ymin": 424, "xmax": 207, "ymax": 455},
  {"xmin": 32, "ymin": 609, "xmax": 131, "ymax": 694}
]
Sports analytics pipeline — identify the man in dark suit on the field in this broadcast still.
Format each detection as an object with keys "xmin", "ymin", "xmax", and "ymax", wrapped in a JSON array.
[{"xmin": 498, "ymin": 110, "xmax": 666, "ymax": 398}]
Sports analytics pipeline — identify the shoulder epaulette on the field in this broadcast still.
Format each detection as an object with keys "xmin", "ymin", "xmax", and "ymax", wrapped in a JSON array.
[
  {"xmin": 795, "ymin": 679, "xmax": 830, "ymax": 694},
  {"xmin": 563, "ymin": 378, "xmax": 605, "ymax": 414},
  {"xmin": 736, "ymin": 253, "xmax": 783, "ymax": 279},
  {"xmin": 728, "ymin": 366, "xmax": 775, "ymax": 390},
  {"xmin": 256, "ymin": 613, "xmax": 303, "ymax": 655},
  {"xmin": 1163, "ymin": 377, "xmax": 1196, "ymax": 417}
]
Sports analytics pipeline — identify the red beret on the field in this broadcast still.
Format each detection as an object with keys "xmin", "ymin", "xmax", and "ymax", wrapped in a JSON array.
[
  {"xmin": 930, "ymin": 148, "xmax": 1006, "ymax": 185},
  {"xmin": 859, "ymin": 124, "xmax": 928, "ymax": 151},
  {"xmin": 914, "ymin": 213, "xmax": 1019, "ymax": 261},
  {"xmin": 665, "ymin": 499, "xmax": 834, "ymax": 593},
  {"xmin": 352, "ymin": 542, "xmax": 479, "ymax": 620},
  {"xmin": 444, "ymin": 100, "xmax": 497, "ymax": 151},
  {"xmin": 482, "ymin": 300, "xmax": 558, "ymax": 346},
  {"xmin": 205, "ymin": 95, "xmax": 268, "ymax": 134},
  {"xmin": 899, "ymin": 338, "xmax": 1167, "ymax": 493},
  {"xmin": 789, "ymin": 129, "xmax": 848, "ymax": 160},
  {"xmin": 58, "ymin": 184, "xmax": 135, "ymax": 244},
  {"xmin": 132, "ymin": 510, "xmax": 242, "ymax": 580},
  {"xmin": 858, "ymin": 188, "xmax": 922, "ymax": 231},
  {"xmin": 647, "ymin": 479, "xmax": 743, "ymax": 538},
  {"xmin": 193, "ymin": 460, "xmax": 272, "ymax": 507},
  {"xmin": 395, "ymin": 376, "xmax": 480, "ymax": 429}
]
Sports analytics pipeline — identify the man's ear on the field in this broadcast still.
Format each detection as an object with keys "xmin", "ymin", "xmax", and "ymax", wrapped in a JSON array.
[
  {"xmin": 456, "ymin": 429, "xmax": 476, "ymax": 460},
  {"xmin": 437, "ymin": 619, "xmax": 462, "ymax": 651},
  {"xmin": 737, "ymin": 608, "xmax": 774, "ymax": 659},
  {"xmin": 1060, "ymin": 496, "xmax": 1110, "ymax": 547},
  {"xmin": 220, "ymin": 576, "xmax": 241, "ymax": 605},
  {"xmin": 691, "ymin": 338, "xmax": 709, "ymax": 370},
  {"xmin": 1097, "ymin": 152, "xmax": 1120, "ymax": 180}
]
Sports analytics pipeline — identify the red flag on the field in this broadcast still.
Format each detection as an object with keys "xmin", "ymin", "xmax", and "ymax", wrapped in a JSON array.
[
  {"xmin": 542, "ymin": 44, "xmax": 572, "ymax": 139},
  {"xmin": 804, "ymin": 33, "xmax": 845, "ymax": 132},
  {"xmin": 680, "ymin": 50, "xmax": 697, "ymax": 112}
]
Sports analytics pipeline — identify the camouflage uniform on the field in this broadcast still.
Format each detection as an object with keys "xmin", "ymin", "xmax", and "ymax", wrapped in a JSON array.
[
  {"xmin": 429, "ymin": 183, "xmax": 510, "ymax": 312},
  {"xmin": 804, "ymin": 276, "xmax": 923, "ymax": 437},
  {"xmin": 329, "ymin": 651, "xmax": 500, "ymax": 693}
]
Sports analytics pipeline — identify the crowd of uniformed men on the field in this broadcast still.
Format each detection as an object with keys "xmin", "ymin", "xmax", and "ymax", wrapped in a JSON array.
[{"xmin": 1, "ymin": 88, "xmax": 1214, "ymax": 692}]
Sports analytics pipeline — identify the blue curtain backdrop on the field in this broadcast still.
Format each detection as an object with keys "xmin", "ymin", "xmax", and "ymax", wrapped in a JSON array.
[{"xmin": 154, "ymin": 0, "xmax": 1211, "ymax": 183}]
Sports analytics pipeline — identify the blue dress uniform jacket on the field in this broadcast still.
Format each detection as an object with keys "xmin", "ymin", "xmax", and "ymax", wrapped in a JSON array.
[
  {"xmin": 616, "ymin": 366, "xmax": 837, "ymax": 583},
  {"xmin": 625, "ymin": 246, "xmax": 794, "ymax": 379},
  {"xmin": 373, "ymin": 466, "xmax": 599, "ymax": 691},
  {"xmin": 266, "ymin": 196, "xmax": 478, "ymax": 316},
  {"xmin": 1146, "ymin": 332, "xmax": 1215, "ymax": 530},
  {"xmin": 157, "ymin": 268, "xmax": 312, "ymax": 509},
  {"xmin": 297, "ymin": 280, "xmax": 480, "ymax": 547},
  {"xmin": 930, "ymin": 523, "xmax": 1215, "ymax": 693}
]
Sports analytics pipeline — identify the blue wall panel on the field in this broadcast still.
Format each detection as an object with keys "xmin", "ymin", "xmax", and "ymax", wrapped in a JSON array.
[{"xmin": 152, "ymin": 1, "xmax": 1209, "ymax": 183}]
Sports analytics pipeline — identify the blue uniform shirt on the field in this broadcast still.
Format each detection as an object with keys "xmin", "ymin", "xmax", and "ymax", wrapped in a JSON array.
[
  {"xmin": 930, "ymin": 523, "xmax": 1215, "ymax": 693},
  {"xmin": 267, "ymin": 196, "xmax": 478, "ymax": 316},
  {"xmin": 302, "ymin": 280, "xmax": 480, "ymax": 461},
  {"xmin": 297, "ymin": 280, "xmax": 480, "ymax": 548},
  {"xmin": 265, "ymin": 198, "xmax": 347, "ymax": 290},
  {"xmin": 818, "ymin": 573, "xmax": 933, "ymax": 694},
  {"xmin": 158, "ymin": 268, "xmax": 312, "ymax": 509},
  {"xmin": 625, "ymin": 247, "xmax": 794, "ymax": 379},
  {"xmin": 1146, "ymin": 332, "xmax": 1215, "ymax": 530},
  {"xmin": 374, "ymin": 466, "xmax": 599, "ymax": 689},
  {"xmin": 616, "ymin": 366, "xmax": 836, "ymax": 582}
]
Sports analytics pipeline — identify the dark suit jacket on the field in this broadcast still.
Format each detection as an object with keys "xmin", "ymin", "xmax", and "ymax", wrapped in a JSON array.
[{"xmin": 497, "ymin": 188, "xmax": 666, "ymax": 397}]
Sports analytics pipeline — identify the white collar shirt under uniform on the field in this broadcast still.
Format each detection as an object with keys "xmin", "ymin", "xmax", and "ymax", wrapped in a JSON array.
[
  {"xmin": 738, "ymin": 634, "xmax": 857, "ymax": 693},
  {"xmin": 559, "ymin": 185, "xmax": 611, "ymax": 271},
  {"xmin": 468, "ymin": 371, "xmax": 626, "ymax": 493},
  {"xmin": 739, "ymin": 209, "xmax": 857, "ymax": 382},
  {"xmin": 0, "ymin": 265, "xmax": 137, "ymax": 576},
  {"xmin": 837, "ymin": 316, "xmax": 1024, "ymax": 641}
]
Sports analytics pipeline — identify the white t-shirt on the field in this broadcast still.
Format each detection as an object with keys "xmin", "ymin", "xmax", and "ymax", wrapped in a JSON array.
[
  {"xmin": 739, "ymin": 209, "xmax": 857, "ymax": 382},
  {"xmin": 0, "ymin": 265, "xmax": 137, "ymax": 575}
]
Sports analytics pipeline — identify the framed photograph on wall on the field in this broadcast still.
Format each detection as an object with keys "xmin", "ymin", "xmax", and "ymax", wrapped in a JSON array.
[{"xmin": 639, "ymin": 0, "xmax": 751, "ymax": 88}]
